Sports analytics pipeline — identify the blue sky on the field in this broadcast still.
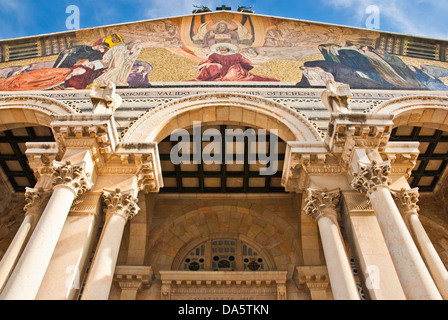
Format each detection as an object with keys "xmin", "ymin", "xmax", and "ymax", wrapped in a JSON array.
[{"xmin": 0, "ymin": 0, "xmax": 447, "ymax": 41}]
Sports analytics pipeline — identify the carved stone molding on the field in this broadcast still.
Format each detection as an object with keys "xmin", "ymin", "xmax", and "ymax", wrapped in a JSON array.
[
  {"xmin": 159, "ymin": 271, "xmax": 288, "ymax": 300},
  {"xmin": 52, "ymin": 160, "xmax": 94, "ymax": 196},
  {"xmin": 294, "ymin": 266, "xmax": 331, "ymax": 300},
  {"xmin": 102, "ymin": 188, "xmax": 140, "ymax": 221},
  {"xmin": 281, "ymin": 141, "xmax": 343, "ymax": 192},
  {"xmin": 341, "ymin": 192, "xmax": 374, "ymax": 216},
  {"xmin": 69, "ymin": 192, "xmax": 102, "ymax": 216},
  {"xmin": 391, "ymin": 187, "xmax": 420, "ymax": 215},
  {"xmin": 114, "ymin": 143, "xmax": 164, "ymax": 193},
  {"xmin": 382, "ymin": 142, "xmax": 420, "ymax": 179},
  {"xmin": 51, "ymin": 113, "xmax": 120, "ymax": 168},
  {"xmin": 120, "ymin": 92, "xmax": 323, "ymax": 143},
  {"xmin": 23, "ymin": 187, "xmax": 51, "ymax": 216},
  {"xmin": 325, "ymin": 113, "xmax": 394, "ymax": 171},
  {"xmin": 113, "ymin": 265, "xmax": 154, "ymax": 299},
  {"xmin": 303, "ymin": 188, "xmax": 341, "ymax": 221},
  {"xmin": 25, "ymin": 142, "xmax": 62, "ymax": 178},
  {"xmin": 351, "ymin": 160, "xmax": 391, "ymax": 197}
]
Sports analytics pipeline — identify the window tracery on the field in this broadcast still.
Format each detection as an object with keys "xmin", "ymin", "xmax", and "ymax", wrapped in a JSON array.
[{"xmin": 181, "ymin": 239, "xmax": 268, "ymax": 271}]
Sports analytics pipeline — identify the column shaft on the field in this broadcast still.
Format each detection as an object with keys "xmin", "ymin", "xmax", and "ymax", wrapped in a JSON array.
[
  {"xmin": 81, "ymin": 188, "xmax": 139, "ymax": 300},
  {"xmin": 0, "ymin": 214, "xmax": 39, "ymax": 293},
  {"xmin": 81, "ymin": 213, "xmax": 127, "ymax": 300},
  {"xmin": 0, "ymin": 187, "xmax": 76, "ymax": 299},
  {"xmin": 369, "ymin": 187, "xmax": 442, "ymax": 300},
  {"xmin": 406, "ymin": 213, "xmax": 448, "ymax": 299},
  {"xmin": 304, "ymin": 189, "xmax": 360, "ymax": 300},
  {"xmin": 317, "ymin": 214, "xmax": 360, "ymax": 300}
]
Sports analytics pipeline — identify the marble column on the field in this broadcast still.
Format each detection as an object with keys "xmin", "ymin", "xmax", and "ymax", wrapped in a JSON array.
[
  {"xmin": 81, "ymin": 188, "xmax": 139, "ymax": 300},
  {"xmin": 304, "ymin": 188, "xmax": 360, "ymax": 300},
  {"xmin": 0, "ymin": 161, "xmax": 93, "ymax": 300},
  {"xmin": 0, "ymin": 188, "xmax": 50, "ymax": 293},
  {"xmin": 392, "ymin": 187, "xmax": 448, "ymax": 300},
  {"xmin": 351, "ymin": 160, "xmax": 442, "ymax": 300}
]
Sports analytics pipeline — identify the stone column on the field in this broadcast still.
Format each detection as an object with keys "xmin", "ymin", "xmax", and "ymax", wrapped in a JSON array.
[
  {"xmin": 304, "ymin": 188, "xmax": 360, "ymax": 300},
  {"xmin": 81, "ymin": 188, "xmax": 139, "ymax": 300},
  {"xmin": 392, "ymin": 187, "xmax": 448, "ymax": 300},
  {"xmin": 0, "ymin": 161, "xmax": 93, "ymax": 300},
  {"xmin": 351, "ymin": 160, "xmax": 442, "ymax": 300},
  {"xmin": 0, "ymin": 188, "xmax": 50, "ymax": 293}
]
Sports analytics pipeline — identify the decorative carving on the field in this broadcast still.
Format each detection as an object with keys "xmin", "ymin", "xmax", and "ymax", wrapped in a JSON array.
[
  {"xmin": 23, "ymin": 187, "xmax": 51, "ymax": 216},
  {"xmin": 137, "ymin": 161, "xmax": 161, "ymax": 193},
  {"xmin": 304, "ymin": 188, "xmax": 341, "ymax": 220},
  {"xmin": 114, "ymin": 143, "xmax": 163, "ymax": 193},
  {"xmin": 324, "ymin": 113, "xmax": 394, "ymax": 171},
  {"xmin": 120, "ymin": 92, "xmax": 322, "ymax": 143},
  {"xmin": 102, "ymin": 188, "xmax": 140, "ymax": 221},
  {"xmin": 52, "ymin": 161, "xmax": 93, "ymax": 196},
  {"xmin": 342, "ymin": 192, "xmax": 374, "ymax": 216},
  {"xmin": 281, "ymin": 142, "xmax": 343, "ymax": 193},
  {"xmin": 90, "ymin": 81, "xmax": 123, "ymax": 114},
  {"xmin": 114, "ymin": 266, "xmax": 154, "ymax": 299},
  {"xmin": 69, "ymin": 193, "xmax": 102, "ymax": 216},
  {"xmin": 391, "ymin": 187, "xmax": 420, "ymax": 215},
  {"xmin": 159, "ymin": 271, "xmax": 287, "ymax": 300},
  {"xmin": 320, "ymin": 80, "xmax": 352, "ymax": 113},
  {"xmin": 25, "ymin": 142, "xmax": 62, "ymax": 179},
  {"xmin": 294, "ymin": 266, "xmax": 330, "ymax": 300},
  {"xmin": 351, "ymin": 160, "xmax": 391, "ymax": 197}
]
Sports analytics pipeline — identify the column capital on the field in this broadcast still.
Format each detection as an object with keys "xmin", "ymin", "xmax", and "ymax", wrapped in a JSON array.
[
  {"xmin": 23, "ymin": 187, "xmax": 52, "ymax": 216},
  {"xmin": 52, "ymin": 160, "xmax": 94, "ymax": 197},
  {"xmin": 391, "ymin": 187, "xmax": 420, "ymax": 216},
  {"xmin": 351, "ymin": 160, "xmax": 391, "ymax": 197},
  {"xmin": 102, "ymin": 188, "xmax": 140, "ymax": 221},
  {"xmin": 304, "ymin": 188, "xmax": 341, "ymax": 221}
]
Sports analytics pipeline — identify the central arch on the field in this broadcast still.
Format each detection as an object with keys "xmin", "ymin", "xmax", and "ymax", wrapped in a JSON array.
[
  {"xmin": 145, "ymin": 200, "xmax": 303, "ymax": 274},
  {"xmin": 120, "ymin": 93, "xmax": 323, "ymax": 143}
]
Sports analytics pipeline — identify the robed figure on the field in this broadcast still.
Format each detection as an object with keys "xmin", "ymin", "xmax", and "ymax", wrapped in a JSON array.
[{"xmin": 190, "ymin": 44, "xmax": 279, "ymax": 82}]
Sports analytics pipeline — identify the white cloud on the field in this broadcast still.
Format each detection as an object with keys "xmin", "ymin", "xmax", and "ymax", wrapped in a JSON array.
[{"xmin": 319, "ymin": 0, "xmax": 448, "ymax": 39}]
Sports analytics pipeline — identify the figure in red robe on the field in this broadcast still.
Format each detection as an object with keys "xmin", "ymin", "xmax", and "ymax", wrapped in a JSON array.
[{"xmin": 190, "ymin": 44, "xmax": 279, "ymax": 82}]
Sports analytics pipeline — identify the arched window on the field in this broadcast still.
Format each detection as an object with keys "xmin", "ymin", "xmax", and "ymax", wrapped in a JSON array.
[{"xmin": 181, "ymin": 239, "xmax": 268, "ymax": 271}]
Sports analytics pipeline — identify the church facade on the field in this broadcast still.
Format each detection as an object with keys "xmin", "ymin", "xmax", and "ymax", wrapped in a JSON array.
[{"xmin": 0, "ymin": 8, "xmax": 447, "ymax": 300}]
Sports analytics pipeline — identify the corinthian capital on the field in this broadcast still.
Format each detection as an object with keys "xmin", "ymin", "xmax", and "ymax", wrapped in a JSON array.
[
  {"xmin": 52, "ymin": 161, "xmax": 93, "ymax": 196},
  {"xmin": 391, "ymin": 187, "xmax": 420, "ymax": 215},
  {"xmin": 24, "ymin": 187, "xmax": 51, "ymax": 216},
  {"xmin": 351, "ymin": 160, "xmax": 391, "ymax": 197},
  {"xmin": 304, "ymin": 188, "xmax": 341, "ymax": 221},
  {"xmin": 102, "ymin": 188, "xmax": 140, "ymax": 221}
]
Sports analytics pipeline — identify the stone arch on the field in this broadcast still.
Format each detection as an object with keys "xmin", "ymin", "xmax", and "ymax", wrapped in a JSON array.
[
  {"xmin": 371, "ymin": 95, "xmax": 448, "ymax": 131},
  {"xmin": 145, "ymin": 200, "xmax": 302, "ymax": 274},
  {"xmin": 121, "ymin": 93, "xmax": 323, "ymax": 143},
  {"xmin": 0, "ymin": 95, "xmax": 77, "ymax": 132}
]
